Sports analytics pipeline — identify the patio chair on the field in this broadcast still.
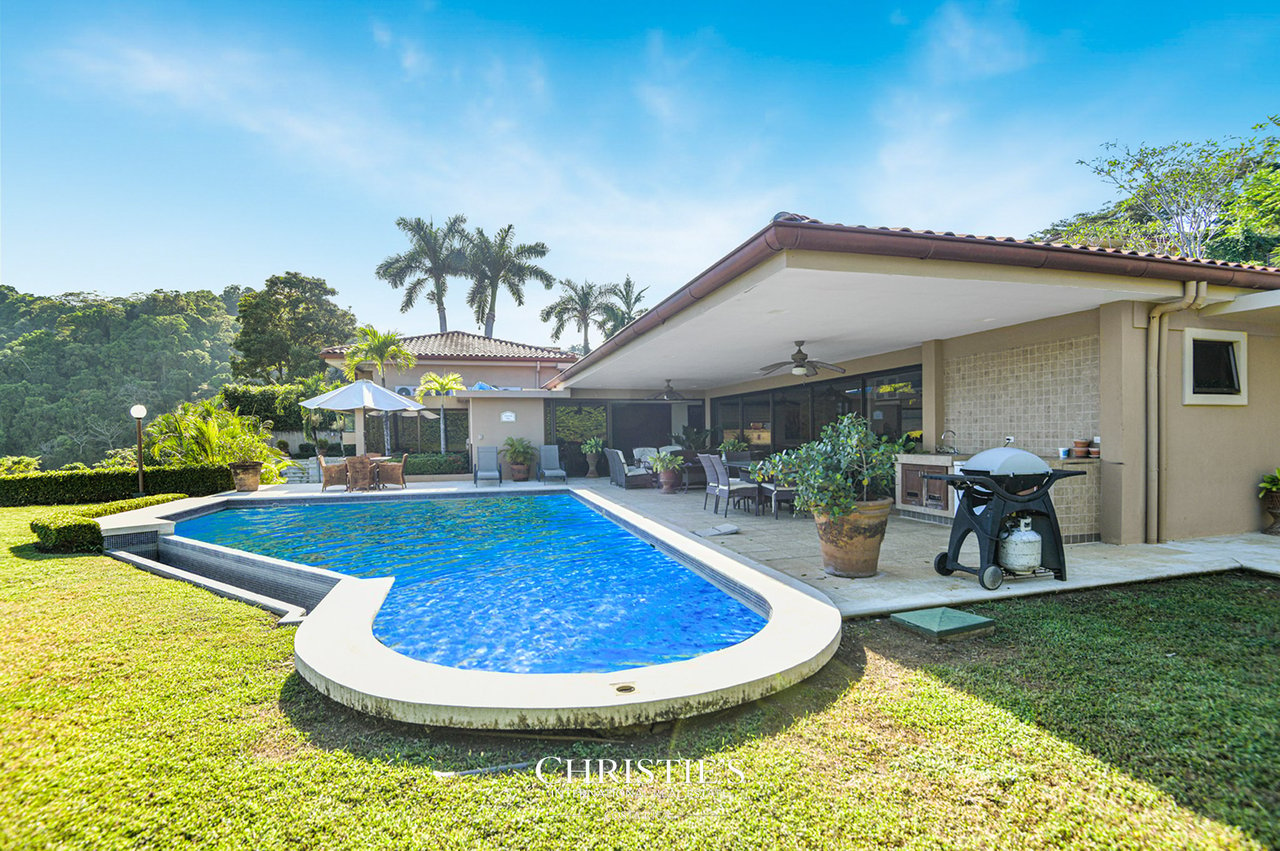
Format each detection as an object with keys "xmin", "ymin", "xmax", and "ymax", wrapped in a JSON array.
[
  {"xmin": 317, "ymin": 454, "xmax": 347, "ymax": 492},
  {"xmin": 696, "ymin": 454, "xmax": 720, "ymax": 511},
  {"xmin": 345, "ymin": 455, "xmax": 374, "ymax": 492},
  {"xmin": 709, "ymin": 454, "xmax": 759, "ymax": 517},
  {"xmin": 761, "ymin": 481, "xmax": 798, "ymax": 519},
  {"xmin": 658, "ymin": 444, "xmax": 683, "ymax": 455},
  {"xmin": 474, "ymin": 446, "xmax": 502, "ymax": 486},
  {"xmin": 538, "ymin": 445, "xmax": 568, "ymax": 484},
  {"xmin": 632, "ymin": 447, "xmax": 658, "ymax": 468},
  {"xmin": 377, "ymin": 454, "xmax": 408, "ymax": 490},
  {"xmin": 605, "ymin": 448, "xmax": 653, "ymax": 489}
]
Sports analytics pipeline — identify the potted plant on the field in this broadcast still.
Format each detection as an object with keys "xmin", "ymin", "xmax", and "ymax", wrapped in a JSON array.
[
  {"xmin": 1260, "ymin": 468, "xmax": 1280, "ymax": 536},
  {"xmin": 228, "ymin": 436, "xmax": 267, "ymax": 492},
  {"xmin": 719, "ymin": 436, "xmax": 749, "ymax": 454},
  {"xmin": 649, "ymin": 450, "xmax": 684, "ymax": 494},
  {"xmin": 581, "ymin": 436, "xmax": 604, "ymax": 478},
  {"xmin": 502, "ymin": 436, "xmax": 536, "ymax": 482},
  {"xmin": 765, "ymin": 414, "xmax": 897, "ymax": 578}
]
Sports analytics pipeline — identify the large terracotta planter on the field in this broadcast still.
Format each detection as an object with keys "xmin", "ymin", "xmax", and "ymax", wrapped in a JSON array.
[
  {"xmin": 658, "ymin": 469, "xmax": 681, "ymax": 494},
  {"xmin": 1263, "ymin": 492, "xmax": 1280, "ymax": 536},
  {"xmin": 585, "ymin": 453, "xmax": 600, "ymax": 478},
  {"xmin": 814, "ymin": 498, "xmax": 894, "ymax": 577},
  {"xmin": 229, "ymin": 461, "xmax": 264, "ymax": 493},
  {"xmin": 510, "ymin": 463, "xmax": 530, "ymax": 482}
]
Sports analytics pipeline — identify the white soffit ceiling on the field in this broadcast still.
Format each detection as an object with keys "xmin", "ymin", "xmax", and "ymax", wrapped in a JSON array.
[{"xmin": 564, "ymin": 264, "xmax": 1173, "ymax": 390}]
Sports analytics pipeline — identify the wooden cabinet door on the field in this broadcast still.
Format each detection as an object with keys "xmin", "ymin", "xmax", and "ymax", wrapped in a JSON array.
[
  {"xmin": 901, "ymin": 465, "xmax": 925, "ymax": 506},
  {"xmin": 924, "ymin": 465, "xmax": 949, "ymax": 510}
]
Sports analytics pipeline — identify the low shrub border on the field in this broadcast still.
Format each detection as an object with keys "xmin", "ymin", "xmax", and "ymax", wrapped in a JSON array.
[
  {"xmin": 403, "ymin": 453, "xmax": 469, "ymax": 475},
  {"xmin": 31, "ymin": 493, "xmax": 189, "ymax": 552},
  {"xmin": 0, "ymin": 464, "xmax": 232, "ymax": 507}
]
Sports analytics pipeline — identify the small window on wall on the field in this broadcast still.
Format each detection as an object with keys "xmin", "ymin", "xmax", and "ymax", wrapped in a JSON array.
[{"xmin": 1184, "ymin": 328, "xmax": 1247, "ymax": 406}]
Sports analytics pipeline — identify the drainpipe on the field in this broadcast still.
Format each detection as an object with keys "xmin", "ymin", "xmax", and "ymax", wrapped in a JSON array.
[{"xmin": 1145, "ymin": 281, "xmax": 1205, "ymax": 543}]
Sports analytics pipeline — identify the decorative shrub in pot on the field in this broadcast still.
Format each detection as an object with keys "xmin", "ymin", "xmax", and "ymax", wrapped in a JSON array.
[
  {"xmin": 1260, "ymin": 467, "xmax": 1280, "ymax": 536},
  {"xmin": 502, "ymin": 437, "xmax": 536, "ymax": 482},
  {"xmin": 648, "ymin": 450, "xmax": 684, "ymax": 494},
  {"xmin": 581, "ymin": 436, "xmax": 604, "ymax": 478},
  {"xmin": 762, "ymin": 414, "xmax": 897, "ymax": 578}
]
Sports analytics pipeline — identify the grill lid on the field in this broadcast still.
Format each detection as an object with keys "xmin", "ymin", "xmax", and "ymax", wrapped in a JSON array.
[{"xmin": 962, "ymin": 447, "xmax": 1051, "ymax": 477}]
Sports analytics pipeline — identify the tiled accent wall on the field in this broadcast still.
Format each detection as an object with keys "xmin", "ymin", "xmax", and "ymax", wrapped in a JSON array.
[
  {"xmin": 943, "ymin": 335, "xmax": 1100, "ymax": 458},
  {"xmin": 943, "ymin": 334, "xmax": 1102, "ymax": 540}
]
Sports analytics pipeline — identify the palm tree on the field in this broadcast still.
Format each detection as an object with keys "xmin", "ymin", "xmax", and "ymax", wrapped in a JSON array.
[
  {"xmin": 463, "ymin": 224, "xmax": 554, "ymax": 338},
  {"xmin": 415, "ymin": 371, "xmax": 466, "ymax": 454},
  {"xmin": 375, "ymin": 214, "xmax": 468, "ymax": 333},
  {"xmin": 601, "ymin": 275, "xmax": 649, "ymax": 339},
  {"xmin": 539, "ymin": 279, "xmax": 611, "ymax": 355},
  {"xmin": 341, "ymin": 326, "xmax": 417, "ymax": 452}
]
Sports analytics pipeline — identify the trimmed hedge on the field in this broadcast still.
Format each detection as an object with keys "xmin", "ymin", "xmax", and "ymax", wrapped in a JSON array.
[
  {"xmin": 0, "ymin": 465, "xmax": 232, "ymax": 507},
  {"xmin": 30, "ymin": 493, "xmax": 189, "ymax": 552},
  {"xmin": 404, "ymin": 453, "xmax": 470, "ymax": 475}
]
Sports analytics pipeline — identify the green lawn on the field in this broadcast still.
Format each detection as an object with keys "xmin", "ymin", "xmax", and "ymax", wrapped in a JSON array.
[{"xmin": 1, "ymin": 504, "xmax": 1276, "ymax": 849}]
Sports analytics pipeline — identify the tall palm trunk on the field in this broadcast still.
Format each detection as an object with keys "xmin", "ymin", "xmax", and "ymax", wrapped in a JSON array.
[
  {"xmin": 484, "ymin": 313, "xmax": 496, "ymax": 338},
  {"xmin": 439, "ymin": 403, "xmax": 447, "ymax": 454},
  {"xmin": 582, "ymin": 324, "xmax": 591, "ymax": 354},
  {"xmin": 438, "ymin": 306, "xmax": 448, "ymax": 333}
]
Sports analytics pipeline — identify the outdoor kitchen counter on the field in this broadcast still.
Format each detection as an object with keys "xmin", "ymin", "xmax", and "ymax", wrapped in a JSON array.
[{"xmin": 895, "ymin": 453, "xmax": 1101, "ymax": 544}]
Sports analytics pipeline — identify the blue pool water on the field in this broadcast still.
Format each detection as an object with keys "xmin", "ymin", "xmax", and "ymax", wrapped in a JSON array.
[{"xmin": 175, "ymin": 494, "xmax": 765, "ymax": 674}]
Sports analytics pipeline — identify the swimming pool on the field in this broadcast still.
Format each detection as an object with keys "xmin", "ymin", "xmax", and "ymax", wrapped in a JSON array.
[{"xmin": 175, "ymin": 493, "xmax": 765, "ymax": 674}]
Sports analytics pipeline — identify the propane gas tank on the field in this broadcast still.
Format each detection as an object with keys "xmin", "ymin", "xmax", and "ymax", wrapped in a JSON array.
[{"xmin": 998, "ymin": 517, "xmax": 1042, "ymax": 573}]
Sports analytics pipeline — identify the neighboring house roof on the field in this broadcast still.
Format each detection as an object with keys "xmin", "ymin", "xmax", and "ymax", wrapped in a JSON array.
[
  {"xmin": 321, "ymin": 331, "xmax": 576, "ymax": 363},
  {"xmin": 547, "ymin": 213, "xmax": 1280, "ymax": 388}
]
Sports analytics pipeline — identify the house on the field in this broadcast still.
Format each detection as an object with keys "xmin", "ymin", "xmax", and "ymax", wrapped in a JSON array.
[
  {"xmin": 544, "ymin": 214, "xmax": 1279, "ymax": 544},
  {"xmin": 319, "ymin": 331, "xmax": 575, "ymax": 474}
]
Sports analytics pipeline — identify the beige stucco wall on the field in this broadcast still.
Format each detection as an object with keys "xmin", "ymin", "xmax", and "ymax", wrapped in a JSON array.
[
  {"xmin": 1160, "ymin": 312, "xmax": 1279, "ymax": 538},
  {"xmin": 467, "ymin": 397, "xmax": 549, "ymax": 480}
]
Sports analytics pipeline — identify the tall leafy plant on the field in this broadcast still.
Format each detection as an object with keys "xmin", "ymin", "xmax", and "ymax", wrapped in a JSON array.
[
  {"xmin": 759, "ymin": 414, "xmax": 896, "ymax": 518},
  {"xmin": 145, "ymin": 400, "xmax": 290, "ymax": 483},
  {"xmin": 376, "ymin": 214, "xmax": 469, "ymax": 332},
  {"xmin": 463, "ymin": 225, "xmax": 554, "ymax": 338},
  {"xmin": 342, "ymin": 327, "xmax": 417, "ymax": 453}
]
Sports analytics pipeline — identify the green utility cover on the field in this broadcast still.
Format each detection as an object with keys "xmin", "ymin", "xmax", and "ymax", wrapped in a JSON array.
[{"xmin": 890, "ymin": 607, "xmax": 995, "ymax": 640}]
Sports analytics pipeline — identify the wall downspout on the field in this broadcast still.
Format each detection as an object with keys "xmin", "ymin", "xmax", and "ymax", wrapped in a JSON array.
[{"xmin": 1145, "ymin": 281, "xmax": 1204, "ymax": 543}]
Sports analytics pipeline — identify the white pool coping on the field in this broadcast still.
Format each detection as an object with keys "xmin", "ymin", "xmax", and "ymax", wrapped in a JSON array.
[{"xmin": 107, "ymin": 484, "xmax": 843, "ymax": 730}]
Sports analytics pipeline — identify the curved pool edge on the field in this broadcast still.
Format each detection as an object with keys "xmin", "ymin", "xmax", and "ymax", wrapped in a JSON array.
[{"xmin": 294, "ymin": 487, "xmax": 843, "ymax": 729}]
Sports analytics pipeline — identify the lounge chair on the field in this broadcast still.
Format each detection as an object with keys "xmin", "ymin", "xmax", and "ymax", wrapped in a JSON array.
[
  {"xmin": 377, "ymin": 453, "xmax": 407, "ymax": 490},
  {"xmin": 474, "ymin": 446, "xmax": 502, "ymax": 486},
  {"xmin": 632, "ymin": 447, "xmax": 658, "ymax": 467},
  {"xmin": 605, "ymin": 448, "xmax": 653, "ymax": 489},
  {"xmin": 538, "ymin": 445, "xmax": 567, "ymax": 484},
  {"xmin": 703, "ymin": 453, "xmax": 758, "ymax": 516},
  {"xmin": 317, "ymin": 454, "xmax": 347, "ymax": 492},
  {"xmin": 345, "ymin": 455, "xmax": 374, "ymax": 492},
  {"xmin": 658, "ymin": 444, "xmax": 683, "ymax": 455}
]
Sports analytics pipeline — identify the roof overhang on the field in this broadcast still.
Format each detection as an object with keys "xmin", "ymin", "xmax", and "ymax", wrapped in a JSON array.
[{"xmin": 550, "ymin": 221, "xmax": 1280, "ymax": 393}]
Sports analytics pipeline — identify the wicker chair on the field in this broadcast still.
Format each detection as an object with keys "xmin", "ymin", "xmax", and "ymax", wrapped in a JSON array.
[
  {"xmin": 345, "ymin": 455, "xmax": 374, "ymax": 492},
  {"xmin": 317, "ymin": 455, "xmax": 347, "ymax": 491},
  {"xmin": 605, "ymin": 448, "xmax": 654, "ymax": 489},
  {"xmin": 377, "ymin": 454, "xmax": 407, "ymax": 489}
]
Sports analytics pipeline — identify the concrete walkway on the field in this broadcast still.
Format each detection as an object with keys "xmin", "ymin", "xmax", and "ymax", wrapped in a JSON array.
[{"xmin": 121, "ymin": 478, "xmax": 1280, "ymax": 619}]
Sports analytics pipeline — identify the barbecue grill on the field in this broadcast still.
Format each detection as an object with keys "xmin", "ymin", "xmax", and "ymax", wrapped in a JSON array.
[{"xmin": 925, "ymin": 447, "xmax": 1085, "ymax": 590}]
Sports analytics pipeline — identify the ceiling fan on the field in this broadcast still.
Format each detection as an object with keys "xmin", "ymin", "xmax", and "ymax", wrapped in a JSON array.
[{"xmin": 758, "ymin": 341, "xmax": 847, "ymax": 378}]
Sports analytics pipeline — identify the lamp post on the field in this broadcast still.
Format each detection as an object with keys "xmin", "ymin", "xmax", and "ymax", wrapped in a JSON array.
[{"xmin": 130, "ymin": 404, "xmax": 147, "ymax": 497}]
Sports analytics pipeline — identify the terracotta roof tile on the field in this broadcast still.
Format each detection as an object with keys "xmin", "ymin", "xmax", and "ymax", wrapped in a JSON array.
[
  {"xmin": 769, "ymin": 213, "xmax": 1280, "ymax": 273},
  {"xmin": 322, "ymin": 331, "xmax": 576, "ymax": 361}
]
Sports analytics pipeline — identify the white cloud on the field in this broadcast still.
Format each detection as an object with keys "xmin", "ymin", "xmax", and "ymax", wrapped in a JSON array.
[{"xmin": 922, "ymin": 2, "xmax": 1030, "ymax": 82}]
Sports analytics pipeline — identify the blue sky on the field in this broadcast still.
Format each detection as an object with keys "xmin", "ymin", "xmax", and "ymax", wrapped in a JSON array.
[{"xmin": 3, "ymin": 1, "xmax": 1278, "ymax": 346}]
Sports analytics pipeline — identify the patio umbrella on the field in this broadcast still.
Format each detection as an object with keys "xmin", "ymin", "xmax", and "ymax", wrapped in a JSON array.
[{"xmin": 299, "ymin": 379, "xmax": 434, "ymax": 455}]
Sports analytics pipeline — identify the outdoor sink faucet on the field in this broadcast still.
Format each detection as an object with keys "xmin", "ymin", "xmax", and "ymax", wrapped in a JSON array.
[{"xmin": 939, "ymin": 429, "xmax": 958, "ymax": 454}]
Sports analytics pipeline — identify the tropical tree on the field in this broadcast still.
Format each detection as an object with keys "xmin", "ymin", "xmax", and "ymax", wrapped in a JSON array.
[
  {"xmin": 146, "ymin": 400, "xmax": 291, "ymax": 483},
  {"xmin": 375, "ymin": 214, "xmax": 469, "ymax": 333},
  {"xmin": 601, "ymin": 275, "xmax": 649, "ymax": 339},
  {"xmin": 539, "ymin": 279, "xmax": 611, "ymax": 355},
  {"xmin": 231, "ymin": 272, "xmax": 356, "ymax": 383},
  {"xmin": 463, "ymin": 225, "xmax": 554, "ymax": 338},
  {"xmin": 415, "ymin": 371, "xmax": 466, "ymax": 454},
  {"xmin": 1034, "ymin": 117, "xmax": 1280, "ymax": 263},
  {"xmin": 341, "ymin": 327, "xmax": 417, "ymax": 453}
]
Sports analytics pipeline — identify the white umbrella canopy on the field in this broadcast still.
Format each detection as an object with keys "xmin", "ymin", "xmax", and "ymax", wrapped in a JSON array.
[{"xmin": 299, "ymin": 379, "xmax": 434, "ymax": 454}]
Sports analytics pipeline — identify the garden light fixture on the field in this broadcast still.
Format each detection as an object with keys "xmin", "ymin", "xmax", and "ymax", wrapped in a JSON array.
[{"xmin": 130, "ymin": 404, "xmax": 147, "ymax": 496}]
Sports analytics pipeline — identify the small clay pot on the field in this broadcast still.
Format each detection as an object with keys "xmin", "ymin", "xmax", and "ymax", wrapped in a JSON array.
[
  {"xmin": 1070, "ymin": 447, "xmax": 1090, "ymax": 458},
  {"xmin": 1072, "ymin": 439, "xmax": 1091, "ymax": 448},
  {"xmin": 1088, "ymin": 447, "xmax": 1100, "ymax": 458}
]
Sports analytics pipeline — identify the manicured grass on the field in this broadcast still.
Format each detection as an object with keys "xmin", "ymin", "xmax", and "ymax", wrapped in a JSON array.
[{"xmin": 0, "ymin": 503, "xmax": 1275, "ymax": 849}]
